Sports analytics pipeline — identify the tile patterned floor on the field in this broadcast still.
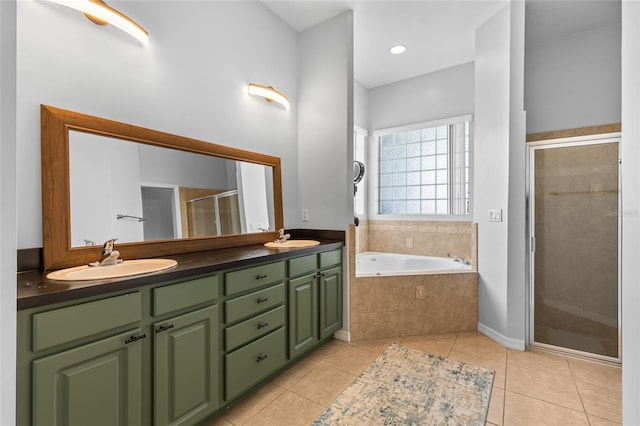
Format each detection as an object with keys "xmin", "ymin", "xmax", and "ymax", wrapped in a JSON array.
[{"xmin": 209, "ymin": 332, "xmax": 622, "ymax": 426}]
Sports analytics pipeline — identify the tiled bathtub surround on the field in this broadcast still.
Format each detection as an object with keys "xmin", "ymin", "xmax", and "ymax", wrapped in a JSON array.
[
  {"xmin": 358, "ymin": 220, "xmax": 477, "ymax": 265},
  {"xmin": 349, "ymin": 222, "xmax": 478, "ymax": 341}
]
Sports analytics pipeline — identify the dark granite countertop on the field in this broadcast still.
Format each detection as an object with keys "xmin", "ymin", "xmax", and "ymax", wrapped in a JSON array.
[{"xmin": 18, "ymin": 238, "xmax": 344, "ymax": 311}]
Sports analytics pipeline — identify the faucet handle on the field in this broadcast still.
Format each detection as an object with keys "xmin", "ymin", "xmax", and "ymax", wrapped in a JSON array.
[{"xmin": 102, "ymin": 238, "xmax": 118, "ymax": 255}]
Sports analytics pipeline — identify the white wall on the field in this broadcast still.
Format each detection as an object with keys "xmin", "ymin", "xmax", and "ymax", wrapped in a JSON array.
[
  {"xmin": 525, "ymin": 22, "xmax": 621, "ymax": 133},
  {"xmin": 354, "ymin": 79, "xmax": 369, "ymax": 129},
  {"xmin": 368, "ymin": 62, "xmax": 474, "ymax": 132},
  {"xmin": 0, "ymin": 1, "xmax": 17, "ymax": 424},
  {"xmin": 474, "ymin": 2, "xmax": 526, "ymax": 349},
  {"xmin": 621, "ymin": 2, "xmax": 640, "ymax": 423},
  {"xmin": 16, "ymin": 1, "xmax": 299, "ymax": 250},
  {"xmin": 298, "ymin": 12, "xmax": 354, "ymax": 230}
]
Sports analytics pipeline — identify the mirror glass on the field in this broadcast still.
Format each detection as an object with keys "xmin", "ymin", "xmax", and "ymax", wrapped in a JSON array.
[
  {"xmin": 69, "ymin": 131, "xmax": 275, "ymax": 247},
  {"xmin": 41, "ymin": 105, "xmax": 283, "ymax": 270}
]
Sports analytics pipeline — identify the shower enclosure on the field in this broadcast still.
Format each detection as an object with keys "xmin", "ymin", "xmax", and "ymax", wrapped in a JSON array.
[{"xmin": 529, "ymin": 134, "xmax": 620, "ymax": 361}]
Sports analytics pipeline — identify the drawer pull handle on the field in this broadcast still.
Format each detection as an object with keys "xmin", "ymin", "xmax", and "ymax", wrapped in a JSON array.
[
  {"xmin": 257, "ymin": 296, "xmax": 269, "ymax": 304},
  {"xmin": 155, "ymin": 324, "xmax": 174, "ymax": 334},
  {"xmin": 256, "ymin": 354, "xmax": 269, "ymax": 363},
  {"xmin": 125, "ymin": 334, "xmax": 146, "ymax": 344},
  {"xmin": 257, "ymin": 321, "xmax": 269, "ymax": 330},
  {"xmin": 256, "ymin": 274, "xmax": 268, "ymax": 280}
]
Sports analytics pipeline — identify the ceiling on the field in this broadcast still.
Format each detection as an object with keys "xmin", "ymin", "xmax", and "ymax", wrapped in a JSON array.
[{"xmin": 262, "ymin": 0, "xmax": 621, "ymax": 89}]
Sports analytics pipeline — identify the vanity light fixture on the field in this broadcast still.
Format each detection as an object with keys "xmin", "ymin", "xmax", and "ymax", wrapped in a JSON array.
[
  {"xmin": 390, "ymin": 45, "xmax": 407, "ymax": 55},
  {"xmin": 44, "ymin": 0, "xmax": 149, "ymax": 46},
  {"xmin": 248, "ymin": 83, "xmax": 290, "ymax": 111}
]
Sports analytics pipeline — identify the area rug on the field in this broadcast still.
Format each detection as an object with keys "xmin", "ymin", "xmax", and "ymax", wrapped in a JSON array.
[{"xmin": 313, "ymin": 343, "xmax": 494, "ymax": 425}]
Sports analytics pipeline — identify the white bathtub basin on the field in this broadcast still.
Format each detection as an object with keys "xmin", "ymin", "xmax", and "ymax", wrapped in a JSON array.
[
  {"xmin": 264, "ymin": 239, "xmax": 320, "ymax": 248},
  {"xmin": 47, "ymin": 258, "xmax": 178, "ymax": 281}
]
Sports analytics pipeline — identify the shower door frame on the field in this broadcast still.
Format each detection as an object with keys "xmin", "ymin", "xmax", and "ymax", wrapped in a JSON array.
[{"xmin": 527, "ymin": 132, "xmax": 622, "ymax": 363}]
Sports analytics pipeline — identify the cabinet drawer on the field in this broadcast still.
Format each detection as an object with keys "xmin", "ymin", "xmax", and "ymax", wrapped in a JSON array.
[
  {"xmin": 225, "ymin": 261, "xmax": 285, "ymax": 296},
  {"xmin": 288, "ymin": 254, "xmax": 317, "ymax": 278},
  {"xmin": 320, "ymin": 249, "xmax": 342, "ymax": 268},
  {"xmin": 225, "ymin": 283, "xmax": 285, "ymax": 324},
  {"xmin": 32, "ymin": 292, "xmax": 142, "ymax": 352},
  {"xmin": 153, "ymin": 275, "xmax": 219, "ymax": 316},
  {"xmin": 225, "ymin": 305, "xmax": 285, "ymax": 352},
  {"xmin": 225, "ymin": 328, "xmax": 286, "ymax": 400}
]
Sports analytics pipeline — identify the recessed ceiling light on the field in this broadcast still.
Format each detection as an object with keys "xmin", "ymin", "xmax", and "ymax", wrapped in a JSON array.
[{"xmin": 390, "ymin": 45, "xmax": 407, "ymax": 55}]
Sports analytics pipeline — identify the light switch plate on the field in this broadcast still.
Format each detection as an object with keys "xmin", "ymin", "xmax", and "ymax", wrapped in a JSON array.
[{"xmin": 488, "ymin": 209, "xmax": 503, "ymax": 222}]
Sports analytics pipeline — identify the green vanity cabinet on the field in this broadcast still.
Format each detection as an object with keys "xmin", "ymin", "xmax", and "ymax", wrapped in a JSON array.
[
  {"xmin": 153, "ymin": 305, "xmax": 219, "ymax": 426},
  {"xmin": 319, "ymin": 265, "xmax": 343, "ymax": 340},
  {"xmin": 32, "ymin": 328, "xmax": 144, "ymax": 426},
  {"xmin": 288, "ymin": 272, "xmax": 319, "ymax": 359}
]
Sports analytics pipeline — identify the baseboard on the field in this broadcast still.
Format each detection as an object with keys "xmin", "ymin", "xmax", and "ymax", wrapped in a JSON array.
[
  {"xmin": 334, "ymin": 329, "xmax": 350, "ymax": 342},
  {"xmin": 477, "ymin": 322, "xmax": 525, "ymax": 351}
]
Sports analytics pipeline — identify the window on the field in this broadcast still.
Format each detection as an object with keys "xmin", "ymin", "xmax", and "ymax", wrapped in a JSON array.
[{"xmin": 376, "ymin": 116, "xmax": 472, "ymax": 216}]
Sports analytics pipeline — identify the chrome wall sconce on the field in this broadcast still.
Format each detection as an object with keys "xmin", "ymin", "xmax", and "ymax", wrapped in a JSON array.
[
  {"xmin": 248, "ymin": 83, "xmax": 290, "ymax": 111},
  {"xmin": 44, "ymin": 0, "xmax": 149, "ymax": 46}
]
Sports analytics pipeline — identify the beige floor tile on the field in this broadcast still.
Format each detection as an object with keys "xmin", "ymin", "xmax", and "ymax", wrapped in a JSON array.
[
  {"xmin": 577, "ymin": 381, "xmax": 622, "ymax": 423},
  {"xmin": 449, "ymin": 349, "xmax": 506, "ymax": 389},
  {"xmin": 242, "ymin": 391, "xmax": 325, "ymax": 426},
  {"xmin": 350, "ymin": 337, "xmax": 400, "ymax": 354},
  {"xmin": 587, "ymin": 415, "xmax": 622, "ymax": 426},
  {"xmin": 223, "ymin": 383, "xmax": 285, "ymax": 425},
  {"xmin": 452, "ymin": 331, "xmax": 507, "ymax": 359},
  {"xmin": 568, "ymin": 358, "xmax": 622, "ymax": 392},
  {"xmin": 401, "ymin": 332, "xmax": 458, "ymax": 357},
  {"xmin": 303, "ymin": 339, "xmax": 349, "ymax": 365},
  {"xmin": 289, "ymin": 365, "xmax": 356, "ymax": 406},
  {"xmin": 320, "ymin": 345, "xmax": 379, "ymax": 375},
  {"xmin": 503, "ymin": 391, "xmax": 589, "ymax": 426},
  {"xmin": 487, "ymin": 386, "xmax": 504, "ymax": 426},
  {"xmin": 506, "ymin": 363, "xmax": 584, "ymax": 411},
  {"xmin": 507, "ymin": 348, "xmax": 570, "ymax": 375},
  {"xmin": 271, "ymin": 357, "xmax": 319, "ymax": 389}
]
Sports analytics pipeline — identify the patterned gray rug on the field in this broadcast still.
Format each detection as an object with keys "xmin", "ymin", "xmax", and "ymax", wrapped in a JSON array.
[{"xmin": 313, "ymin": 343, "xmax": 494, "ymax": 425}]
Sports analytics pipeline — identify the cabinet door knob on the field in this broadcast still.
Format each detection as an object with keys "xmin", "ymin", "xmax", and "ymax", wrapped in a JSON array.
[
  {"xmin": 155, "ymin": 324, "xmax": 174, "ymax": 334},
  {"xmin": 256, "ymin": 274, "xmax": 268, "ymax": 280},
  {"xmin": 257, "ymin": 321, "xmax": 269, "ymax": 330},
  {"xmin": 257, "ymin": 296, "xmax": 269, "ymax": 304},
  {"xmin": 256, "ymin": 354, "xmax": 269, "ymax": 363},
  {"xmin": 124, "ymin": 333, "xmax": 147, "ymax": 344}
]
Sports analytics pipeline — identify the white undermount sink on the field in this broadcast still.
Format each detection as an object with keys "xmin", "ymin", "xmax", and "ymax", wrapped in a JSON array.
[
  {"xmin": 46, "ymin": 258, "xmax": 178, "ymax": 281},
  {"xmin": 264, "ymin": 240, "xmax": 320, "ymax": 248}
]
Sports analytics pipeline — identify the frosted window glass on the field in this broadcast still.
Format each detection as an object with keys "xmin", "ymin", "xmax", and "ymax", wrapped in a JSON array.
[
  {"xmin": 393, "ymin": 186, "xmax": 406, "ymax": 200},
  {"xmin": 407, "ymin": 186, "xmax": 421, "ymax": 199},
  {"xmin": 407, "ymin": 130, "xmax": 420, "ymax": 143},
  {"xmin": 421, "ymin": 200, "xmax": 436, "ymax": 214},
  {"xmin": 422, "ymin": 170, "xmax": 436, "ymax": 185},
  {"xmin": 436, "ymin": 184, "xmax": 448, "ymax": 199},
  {"xmin": 380, "ymin": 174, "xmax": 393, "ymax": 187},
  {"xmin": 437, "ymin": 169, "xmax": 448, "ymax": 184},
  {"xmin": 436, "ymin": 126, "xmax": 447, "ymax": 138},
  {"xmin": 393, "ymin": 173, "xmax": 406, "ymax": 186},
  {"xmin": 407, "ymin": 200, "xmax": 420, "ymax": 214},
  {"xmin": 380, "ymin": 187, "xmax": 393, "ymax": 200},
  {"xmin": 393, "ymin": 201, "xmax": 407, "ymax": 213},
  {"xmin": 407, "ymin": 157, "xmax": 421, "ymax": 171},
  {"xmin": 421, "ymin": 128, "xmax": 436, "ymax": 141},
  {"xmin": 380, "ymin": 146, "xmax": 393, "ymax": 160},
  {"xmin": 422, "ymin": 185, "xmax": 436, "ymax": 199},
  {"xmin": 437, "ymin": 139, "xmax": 448, "ymax": 154},
  {"xmin": 436, "ymin": 154, "xmax": 448, "ymax": 169},
  {"xmin": 381, "ymin": 134, "xmax": 393, "ymax": 147},
  {"xmin": 380, "ymin": 201, "xmax": 392, "ymax": 214},
  {"xmin": 393, "ymin": 159, "xmax": 406, "ymax": 172},
  {"xmin": 394, "ymin": 133, "xmax": 406, "ymax": 145},
  {"xmin": 407, "ymin": 143, "xmax": 421, "ymax": 157},
  {"xmin": 380, "ymin": 160, "xmax": 393, "ymax": 173},
  {"xmin": 436, "ymin": 200, "xmax": 448, "ymax": 214},
  {"xmin": 422, "ymin": 141, "xmax": 436, "ymax": 156},
  {"xmin": 395, "ymin": 144, "xmax": 407, "ymax": 158},
  {"xmin": 422, "ymin": 156, "xmax": 436, "ymax": 170},
  {"xmin": 407, "ymin": 171, "xmax": 420, "ymax": 185}
]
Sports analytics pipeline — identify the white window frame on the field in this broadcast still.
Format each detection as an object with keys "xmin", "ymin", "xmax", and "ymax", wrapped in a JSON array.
[{"xmin": 369, "ymin": 114, "xmax": 473, "ymax": 221}]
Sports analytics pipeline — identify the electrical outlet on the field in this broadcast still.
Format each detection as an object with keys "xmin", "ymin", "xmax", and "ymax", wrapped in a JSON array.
[
  {"xmin": 488, "ymin": 209, "xmax": 503, "ymax": 222},
  {"xmin": 415, "ymin": 285, "xmax": 425, "ymax": 299},
  {"xmin": 301, "ymin": 208, "xmax": 309, "ymax": 222}
]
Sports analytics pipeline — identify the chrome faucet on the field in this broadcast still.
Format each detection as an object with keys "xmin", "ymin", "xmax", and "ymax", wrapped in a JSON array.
[
  {"xmin": 274, "ymin": 228, "xmax": 291, "ymax": 243},
  {"xmin": 89, "ymin": 238, "xmax": 122, "ymax": 267}
]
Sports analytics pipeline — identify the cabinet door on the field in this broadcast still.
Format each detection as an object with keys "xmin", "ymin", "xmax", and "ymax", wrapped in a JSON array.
[
  {"xmin": 154, "ymin": 305, "xmax": 219, "ymax": 426},
  {"xmin": 33, "ymin": 329, "xmax": 144, "ymax": 426},
  {"xmin": 319, "ymin": 266, "xmax": 343, "ymax": 340},
  {"xmin": 288, "ymin": 274, "xmax": 318, "ymax": 359}
]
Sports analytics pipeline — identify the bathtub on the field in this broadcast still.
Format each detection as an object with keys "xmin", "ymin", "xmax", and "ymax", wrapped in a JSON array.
[{"xmin": 356, "ymin": 251, "xmax": 472, "ymax": 277}]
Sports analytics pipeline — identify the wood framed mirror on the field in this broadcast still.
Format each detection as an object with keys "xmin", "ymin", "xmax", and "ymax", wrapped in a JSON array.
[{"xmin": 41, "ymin": 105, "xmax": 283, "ymax": 270}]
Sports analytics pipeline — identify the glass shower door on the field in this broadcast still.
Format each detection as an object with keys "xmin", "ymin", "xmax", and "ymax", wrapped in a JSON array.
[{"xmin": 531, "ymin": 139, "xmax": 619, "ymax": 359}]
